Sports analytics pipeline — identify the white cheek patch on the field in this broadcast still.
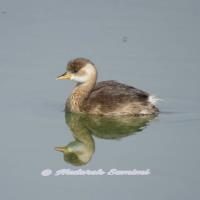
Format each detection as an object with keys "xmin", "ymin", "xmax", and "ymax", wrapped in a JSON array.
[
  {"xmin": 71, "ymin": 74, "xmax": 89, "ymax": 83},
  {"xmin": 70, "ymin": 63, "xmax": 96, "ymax": 83}
]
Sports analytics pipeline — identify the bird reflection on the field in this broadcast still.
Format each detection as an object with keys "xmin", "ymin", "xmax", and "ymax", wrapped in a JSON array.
[{"xmin": 55, "ymin": 112, "xmax": 156, "ymax": 166}]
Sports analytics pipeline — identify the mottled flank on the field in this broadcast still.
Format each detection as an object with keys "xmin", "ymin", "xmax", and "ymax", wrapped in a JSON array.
[{"xmin": 82, "ymin": 81, "xmax": 158, "ymax": 116}]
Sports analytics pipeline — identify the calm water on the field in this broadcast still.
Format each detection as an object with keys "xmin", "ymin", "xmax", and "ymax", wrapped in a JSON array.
[{"xmin": 1, "ymin": 0, "xmax": 200, "ymax": 199}]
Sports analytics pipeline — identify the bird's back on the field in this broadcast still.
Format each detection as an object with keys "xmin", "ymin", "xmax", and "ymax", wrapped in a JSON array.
[{"xmin": 82, "ymin": 81, "xmax": 158, "ymax": 115}]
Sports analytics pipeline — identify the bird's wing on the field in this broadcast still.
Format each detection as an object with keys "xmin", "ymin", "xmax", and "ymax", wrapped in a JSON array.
[{"xmin": 88, "ymin": 80, "xmax": 149, "ymax": 104}]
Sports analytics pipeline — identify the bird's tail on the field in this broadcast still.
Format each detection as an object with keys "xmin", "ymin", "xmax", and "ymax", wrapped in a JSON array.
[{"xmin": 148, "ymin": 95, "xmax": 161, "ymax": 105}]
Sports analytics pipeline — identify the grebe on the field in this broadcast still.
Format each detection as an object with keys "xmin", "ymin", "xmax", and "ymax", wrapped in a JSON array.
[{"xmin": 57, "ymin": 58, "xmax": 159, "ymax": 116}]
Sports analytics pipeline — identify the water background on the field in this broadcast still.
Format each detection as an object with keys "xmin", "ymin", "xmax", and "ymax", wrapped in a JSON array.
[{"xmin": 0, "ymin": 0, "xmax": 200, "ymax": 199}]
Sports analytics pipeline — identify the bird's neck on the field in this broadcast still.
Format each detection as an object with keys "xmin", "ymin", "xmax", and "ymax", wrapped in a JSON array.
[
  {"xmin": 67, "ymin": 114, "xmax": 95, "ymax": 162},
  {"xmin": 66, "ymin": 77, "xmax": 96, "ymax": 113}
]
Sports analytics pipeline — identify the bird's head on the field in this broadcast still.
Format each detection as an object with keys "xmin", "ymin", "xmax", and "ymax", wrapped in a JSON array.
[{"xmin": 57, "ymin": 58, "xmax": 97, "ymax": 83}]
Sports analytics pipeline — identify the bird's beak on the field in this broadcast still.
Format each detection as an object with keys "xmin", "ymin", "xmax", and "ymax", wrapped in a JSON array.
[
  {"xmin": 56, "ymin": 72, "xmax": 73, "ymax": 80},
  {"xmin": 55, "ymin": 146, "xmax": 66, "ymax": 153},
  {"xmin": 55, "ymin": 146, "xmax": 70, "ymax": 154}
]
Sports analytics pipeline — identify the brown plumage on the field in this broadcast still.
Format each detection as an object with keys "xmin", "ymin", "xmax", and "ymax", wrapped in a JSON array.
[
  {"xmin": 57, "ymin": 58, "xmax": 159, "ymax": 116},
  {"xmin": 67, "ymin": 58, "xmax": 94, "ymax": 73}
]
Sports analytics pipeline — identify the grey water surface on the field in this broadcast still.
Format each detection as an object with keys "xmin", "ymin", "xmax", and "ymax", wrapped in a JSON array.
[{"xmin": 0, "ymin": 0, "xmax": 200, "ymax": 200}]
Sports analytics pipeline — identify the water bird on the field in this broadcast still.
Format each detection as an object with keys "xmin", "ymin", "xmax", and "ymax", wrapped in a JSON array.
[{"xmin": 57, "ymin": 58, "xmax": 159, "ymax": 116}]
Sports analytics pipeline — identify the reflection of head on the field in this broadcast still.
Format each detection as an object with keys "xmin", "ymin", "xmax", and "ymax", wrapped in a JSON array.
[
  {"xmin": 55, "ymin": 143, "xmax": 86, "ymax": 166},
  {"xmin": 55, "ymin": 128, "xmax": 95, "ymax": 166},
  {"xmin": 63, "ymin": 152, "xmax": 85, "ymax": 166}
]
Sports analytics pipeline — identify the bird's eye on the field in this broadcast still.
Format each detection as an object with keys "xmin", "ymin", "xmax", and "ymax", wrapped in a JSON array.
[
  {"xmin": 73, "ymin": 67, "xmax": 79, "ymax": 73},
  {"xmin": 73, "ymin": 69, "xmax": 78, "ymax": 73},
  {"xmin": 67, "ymin": 64, "xmax": 80, "ymax": 73}
]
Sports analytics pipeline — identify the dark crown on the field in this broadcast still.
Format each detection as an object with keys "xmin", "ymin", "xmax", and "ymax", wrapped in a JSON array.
[{"xmin": 67, "ymin": 58, "xmax": 94, "ymax": 73}]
